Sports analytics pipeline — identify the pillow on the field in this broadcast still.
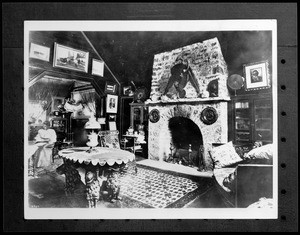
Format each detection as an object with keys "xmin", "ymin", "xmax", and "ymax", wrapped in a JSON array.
[
  {"xmin": 244, "ymin": 144, "xmax": 273, "ymax": 164},
  {"xmin": 210, "ymin": 141, "xmax": 244, "ymax": 169}
]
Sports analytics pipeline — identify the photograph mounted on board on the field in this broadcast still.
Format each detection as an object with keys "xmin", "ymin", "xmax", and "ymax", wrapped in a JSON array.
[
  {"xmin": 244, "ymin": 61, "xmax": 271, "ymax": 91},
  {"xmin": 105, "ymin": 82, "xmax": 117, "ymax": 94},
  {"xmin": 53, "ymin": 43, "xmax": 89, "ymax": 73},
  {"xmin": 29, "ymin": 42, "xmax": 50, "ymax": 61},
  {"xmin": 92, "ymin": 58, "xmax": 104, "ymax": 77},
  {"xmin": 106, "ymin": 94, "xmax": 118, "ymax": 113}
]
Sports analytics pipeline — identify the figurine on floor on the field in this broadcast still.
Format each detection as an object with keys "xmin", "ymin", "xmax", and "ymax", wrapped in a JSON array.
[
  {"xmin": 85, "ymin": 171, "xmax": 106, "ymax": 208},
  {"xmin": 101, "ymin": 168, "xmax": 121, "ymax": 203},
  {"xmin": 56, "ymin": 163, "xmax": 84, "ymax": 196}
]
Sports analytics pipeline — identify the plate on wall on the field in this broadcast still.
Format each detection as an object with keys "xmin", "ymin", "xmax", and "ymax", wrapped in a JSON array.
[
  {"xmin": 200, "ymin": 107, "xmax": 218, "ymax": 125},
  {"xmin": 149, "ymin": 109, "xmax": 160, "ymax": 123}
]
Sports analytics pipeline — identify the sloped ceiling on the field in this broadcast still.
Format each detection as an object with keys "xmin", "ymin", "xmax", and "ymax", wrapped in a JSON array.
[
  {"xmin": 29, "ymin": 30, "xmax": 272, "ymax": 94},
  {"xmin": 84, "ymin": 30, "xmax": 272, "ymax": 87}
]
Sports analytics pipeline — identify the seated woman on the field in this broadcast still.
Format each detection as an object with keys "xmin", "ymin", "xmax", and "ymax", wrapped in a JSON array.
[{"xmin": 33, "ymin": 120, "xmax": 57, "ymax": 172}]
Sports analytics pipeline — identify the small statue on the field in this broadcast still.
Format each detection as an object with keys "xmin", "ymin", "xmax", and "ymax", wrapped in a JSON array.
[{"xmin": 101, "ymin": 169, "xmax": 121, "ymax": 203}]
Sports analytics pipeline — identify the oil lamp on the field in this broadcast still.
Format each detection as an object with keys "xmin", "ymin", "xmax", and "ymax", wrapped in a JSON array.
[{"xmin": 84, "ymin": 115, "xmax": 101, "ymax": 152}]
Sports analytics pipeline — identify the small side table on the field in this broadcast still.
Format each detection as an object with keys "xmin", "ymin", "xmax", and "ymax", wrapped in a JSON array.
[{"xmin": 122, "ymin": 134, "xmax": 146, "ymax": 155}]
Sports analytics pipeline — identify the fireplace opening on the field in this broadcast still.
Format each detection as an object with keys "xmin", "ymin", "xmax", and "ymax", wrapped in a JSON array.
[{"xmin": 166, "ymin": 116, "xmax": 204, "ymax": 169}]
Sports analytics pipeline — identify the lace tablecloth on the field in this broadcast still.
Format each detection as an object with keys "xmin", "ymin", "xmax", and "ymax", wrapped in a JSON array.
[{"xmin": 58, "ymin": 147, "xmax": 135, "ymax": 166}]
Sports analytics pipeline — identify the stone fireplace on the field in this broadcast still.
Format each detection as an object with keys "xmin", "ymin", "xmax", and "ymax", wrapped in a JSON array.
[
  {"xmin": 146, "ymin": 37, "xmax": 230, "ymax": 171},
  {"xmin": 146, "ymin": 99, "xmax": 228, "ymax": 170}
]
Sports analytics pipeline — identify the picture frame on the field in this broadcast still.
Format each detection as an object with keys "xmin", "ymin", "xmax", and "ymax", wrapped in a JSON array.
[
  {"xmin": 53, "ymin": 43, "xmax": 89, "ymax": 73},
  {"xmin": 51, "ymin": 96, "xmax": 65, "ymax": 112},
  {"xmin": 243, "ymin": 60, "xmax": 271, "ymax": 91},
  {"xmin": 108, "ymin": 121, "xmax": 117, "ymax": 131},
  {"xmin": 29, "ymin": 42, "xmax": 50, "ymax": 61},
  {"xmin": 106, "ymin": 94, "xmax": 118, "ymax": 113},
  {"xmin": 123, "ymin": 86, "xmax": 133, "ymax": 96},
  {"xmin": 91, "ymin": 58, "xmax": 104, "ymax": 77},
  {"xmin": 105, "ymin": 82, "xmax": 117, "ymax": 94}
]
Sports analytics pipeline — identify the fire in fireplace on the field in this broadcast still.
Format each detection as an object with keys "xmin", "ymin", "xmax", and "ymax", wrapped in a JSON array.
[{"xmin": 165, "ymin": 116, "xmax": 204, "ymax": 170}]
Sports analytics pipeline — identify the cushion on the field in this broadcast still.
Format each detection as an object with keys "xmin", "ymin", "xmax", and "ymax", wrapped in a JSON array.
[
  {"xmin": 210, "ymin": 141, "xmax": 244, "ymax": 169},
  {"xmin": 244, "ymin": 144, "xmax": 273, "ymax": 164}
]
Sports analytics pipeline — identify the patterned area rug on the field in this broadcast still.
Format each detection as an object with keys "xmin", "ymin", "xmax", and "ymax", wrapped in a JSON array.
[{"xmin": 118, "ymin": 164, "xmax": 212, "ymax": 208}]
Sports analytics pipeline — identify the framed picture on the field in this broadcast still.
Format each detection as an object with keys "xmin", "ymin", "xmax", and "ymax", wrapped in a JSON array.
[
  {"xmin": 53, "ymin": 43, "xmax": 89, "ymax": 73},
  {"xmin": 108, "ymin": 122, "xmax": 117, "ymax": 131},
  {"xmin": 243, "ymin": 61, "xmax": 271, "ymax": 91},
  {"xmin": 106, "ymin": 94, "xmax": 118, "ymax": 113},
  {"xmin": 29, "ymin": 42, "xmax": 50, "ymax": 61},
  {"xmin": 105, "ymin": 82, "xmax": 117, "ymax": 94},
  {"xmin": 51, "ymin": 96, "xmax": 65, "ymax": 112},
  {"xmin": 123, "ymin": 86, "xmax": 133, "ymax": 96},
  {"xmin": 91, "ymin": 58, "xmax": 104, "ymax": 77}
]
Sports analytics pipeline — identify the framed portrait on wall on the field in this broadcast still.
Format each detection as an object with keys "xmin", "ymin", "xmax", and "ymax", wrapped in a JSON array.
[
  {"xmin": 106, "ymin": 94, "xmax": 118, "ymax": 113},
  {"xmin": 53, "ymin": 43, "xmax": 89, "ymax": 73},
  {"xmin": 244, "ymin": 60, "xmax": 271, "ymax": 91}
]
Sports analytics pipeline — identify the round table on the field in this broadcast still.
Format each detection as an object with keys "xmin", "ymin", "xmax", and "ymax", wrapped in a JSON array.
[{"xmin": 58, "ymin": 146, "xmax": 136, "ymax": 207}]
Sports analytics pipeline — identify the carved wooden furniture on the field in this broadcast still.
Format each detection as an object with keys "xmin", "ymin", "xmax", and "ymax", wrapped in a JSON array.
[{"xmin": 58, "ymin": 146, "xmax": 136, "ymax": 208}]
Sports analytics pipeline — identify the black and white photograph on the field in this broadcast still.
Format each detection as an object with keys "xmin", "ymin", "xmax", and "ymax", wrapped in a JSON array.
[{"xmin": 23, "ymin": 19, "xmax": 279, "ymax": 220}]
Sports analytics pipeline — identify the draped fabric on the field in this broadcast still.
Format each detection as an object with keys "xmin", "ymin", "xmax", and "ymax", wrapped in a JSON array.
[
  {"xmin": 80, "ymin": 90, "xmax": 97, "ymax": 115},
  {"xmin": 69, "ymin": 89, "xmax": 98, "ymax": 118}
]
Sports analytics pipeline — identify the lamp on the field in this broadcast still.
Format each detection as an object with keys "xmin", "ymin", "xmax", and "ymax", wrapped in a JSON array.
[{"xmin": 84, "ymin": 115, "xmax": 101, "ymax": 152}]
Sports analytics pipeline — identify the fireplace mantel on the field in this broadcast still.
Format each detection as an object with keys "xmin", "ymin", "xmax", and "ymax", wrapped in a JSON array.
[{"xmin": 145, "ymin": 97, "xmax": 231, "ymax": 106}]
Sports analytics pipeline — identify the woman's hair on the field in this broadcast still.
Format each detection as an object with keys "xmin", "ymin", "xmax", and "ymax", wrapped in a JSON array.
[{"xmin": 43, "ymin": 120, "xmax": 50, "ymax": 127}]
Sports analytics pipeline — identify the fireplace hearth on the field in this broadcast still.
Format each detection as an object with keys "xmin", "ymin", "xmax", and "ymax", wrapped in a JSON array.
[
  {"xmin": 146, "ymin": 100, "xmax": 229, "ymax": 171},
  {"xmin": 165, "ymin": 116, "xmax": 204, "ymax": 170}
]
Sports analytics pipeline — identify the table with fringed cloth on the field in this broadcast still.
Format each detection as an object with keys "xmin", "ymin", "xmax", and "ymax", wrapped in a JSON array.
[{"xmin": 58, "ymin": 147, "xmax": 136, "ymax": 207}]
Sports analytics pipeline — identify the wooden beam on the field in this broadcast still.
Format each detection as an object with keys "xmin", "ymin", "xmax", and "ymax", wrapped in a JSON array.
[
  {"xmin": 81, "ymin": 31, "xmax": 121, "ymax": 86},
  {"xmin": 29, "ymin": 70, "xmax": 46, "ymax": 86},
  {"xmin": 92, "ymin": 79, "xmax": 105, "ymax": 97}
]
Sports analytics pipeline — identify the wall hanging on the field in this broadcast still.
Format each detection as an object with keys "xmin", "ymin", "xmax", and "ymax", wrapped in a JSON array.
[
  {"xmin": 53, "ymin": 43, "xmax": 89, "ymax": 73},
  {"xmin": 200, "ymin": 107, "xmax": 218, "ymax": 125},
  {"xmin": 149, "ymin": 109, "xmax": 160, "ymax": 123},
  {"xmin": 91, "ymin": 58, "xmax": 104, "ymax": 77},
  {"xmin": 106, "ymin": 94, "xmax": 118, "ymax": 114},
  {"xmin": 29, "ymin": 42, "xmax": 50, "ymax": 62},
  {"xmin": 105, "ymin": 82, "xmax": 117, "ymax": 94},
  {"xmin": 243, "ymin": 60, "xmax": 271, "ymax": 91}
]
